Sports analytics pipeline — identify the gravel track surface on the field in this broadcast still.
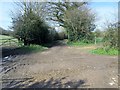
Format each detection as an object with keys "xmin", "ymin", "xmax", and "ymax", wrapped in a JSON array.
[{"xmin": 1, "ymin": 44, "xmax": 118, "ymax": 88}]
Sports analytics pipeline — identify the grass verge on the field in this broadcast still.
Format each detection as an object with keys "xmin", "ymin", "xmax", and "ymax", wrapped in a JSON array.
[
  {"xmin": 19, "ymin": 45, "xmax": 48, "ymax": 54},
  {"xmin": 0, "ymin": 35, "xmax": 13, "ymax": 39},
  {"xmin": 0, "ymin": 35, "xmax": 19, "ymax": 46},
  {"xmin": 67, "ymin": 41, "xmax": 93, "ymax": 47},
  {"xmin": 90, "ymin": 48, "xmax": 118, "ymax": 56}
]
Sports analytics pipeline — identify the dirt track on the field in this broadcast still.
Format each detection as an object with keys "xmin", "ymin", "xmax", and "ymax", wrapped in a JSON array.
[{"xmin": 1, "ymin": 43, "xmax": 118, "ymax": 88}]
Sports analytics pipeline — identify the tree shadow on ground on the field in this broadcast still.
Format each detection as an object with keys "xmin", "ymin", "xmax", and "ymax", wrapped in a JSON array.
[
  {"xmin": 2, "ymin": 77, "xmax": 88, "ymax": 88},
  {"xmin": 2, "ymin": 46, "xmax": 44, "ymax": 58},
  {"xmin": 2, "ymin": 77, "xmax": 34, "ymax": 88},
  {"xmin": 42, "ymin": 40, "xmax": 67, "ymax": 48},
  {"xmin": 2, "ymin": 40, "xmax": 66, "ymax": 58}
]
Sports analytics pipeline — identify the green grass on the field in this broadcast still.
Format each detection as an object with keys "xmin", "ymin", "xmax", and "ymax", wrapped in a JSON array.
[
  {"xmin": 19, "ymin": 44, "xmax": 48, "ymax": 53},
  {"xmin": 90, "ymin": 48, "xmax": 118, "ymax": 56},
  {"xmin": 0, "ymin": 35, "xmax": 20, "ymax": 46},
  {"xmin": 96, "ymin": 37, "xmax": 103, "ymax": 43},
  {"xmin": 0, "ymin": 35, "xmax": 48, "ymax": 54},
  {"xmin": 67, "ymin": 41, "xmax": 93, "ymax": 46},
  {"xmin": 0, "ymin": 35, "xmax": 13, "ymax": 39}
]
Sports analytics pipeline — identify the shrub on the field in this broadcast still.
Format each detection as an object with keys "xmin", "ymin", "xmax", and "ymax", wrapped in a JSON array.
[{"xmin": 103, "ymin": 23, "xmax": 118, "ymax": 49}]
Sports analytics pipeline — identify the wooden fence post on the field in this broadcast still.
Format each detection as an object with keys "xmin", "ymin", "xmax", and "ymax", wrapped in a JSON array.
[{"xmin": 95, "ymin": 36, "xmax": 96, "ymax": 45}]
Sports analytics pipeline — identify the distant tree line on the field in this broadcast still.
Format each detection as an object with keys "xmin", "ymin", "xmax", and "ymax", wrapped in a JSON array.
[{"xmin": 0, "ymin": 27, "xmax": 13, "ymax": 36}]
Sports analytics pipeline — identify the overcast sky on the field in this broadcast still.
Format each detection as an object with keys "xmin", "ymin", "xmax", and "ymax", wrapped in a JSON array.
[{"xmin": 0, "ymin": 1, "xmax": 118, "ymax": 30}]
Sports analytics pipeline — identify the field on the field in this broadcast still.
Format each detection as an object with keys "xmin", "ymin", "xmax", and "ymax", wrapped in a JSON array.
[
  {"xmin": 0, "ymin": 35, "xmax": 14, "ymax": 39},
  {"xmin": 0, "ymin": 35, "xmax": 20, "ymax": 47}
]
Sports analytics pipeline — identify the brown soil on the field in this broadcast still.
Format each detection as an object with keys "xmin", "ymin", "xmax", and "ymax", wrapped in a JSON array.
[{"xmin": 1, "ymin": 43, "xmax": 118, "ymax": 88}]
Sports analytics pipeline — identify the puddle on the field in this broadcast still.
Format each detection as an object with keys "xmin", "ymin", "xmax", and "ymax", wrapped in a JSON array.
[
  {"xmin": 109, "ymin": 76, "xmax": 118, "ymax": 87},
  {"xmin": 2, "ymin": 55, "xmax": 16, "ymax": 62}
]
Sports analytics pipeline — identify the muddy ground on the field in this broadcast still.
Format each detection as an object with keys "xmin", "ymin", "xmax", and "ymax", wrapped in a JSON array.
[{"xmin": 1, "ymin": 42, "xmax": 118, "ymax": 88}]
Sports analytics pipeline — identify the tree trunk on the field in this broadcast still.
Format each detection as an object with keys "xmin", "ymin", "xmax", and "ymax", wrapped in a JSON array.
[{"xmin": 24, "ymin": 39, "xmax": 30, "ymax": 46}]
